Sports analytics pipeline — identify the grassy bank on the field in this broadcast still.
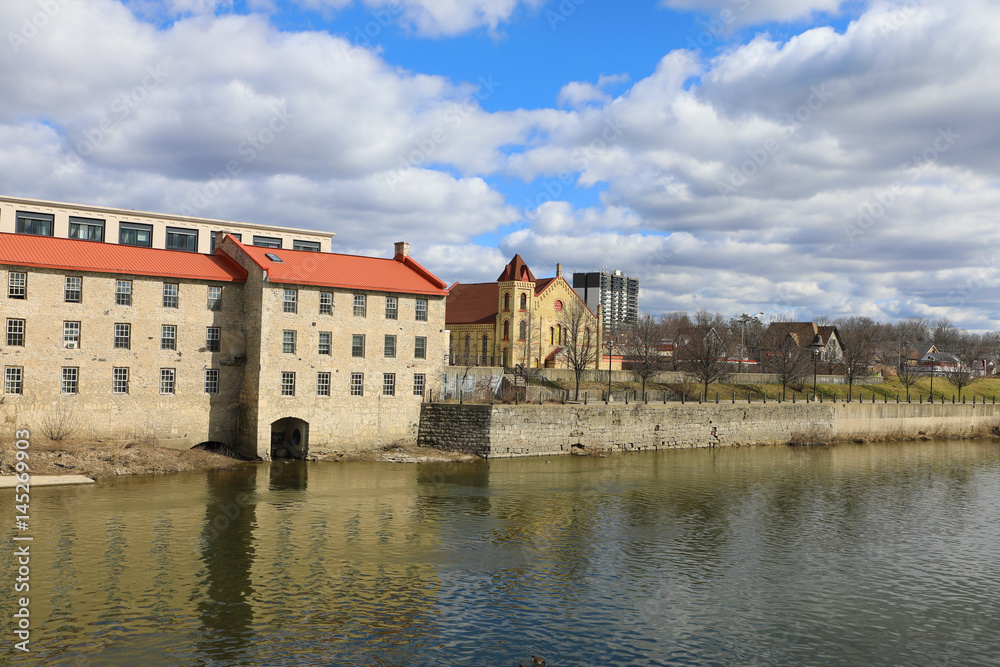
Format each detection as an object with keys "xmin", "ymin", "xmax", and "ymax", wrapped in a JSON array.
[{"xmin": 544, "ymin": 377, "xmax": 1000, "ymax": 404}]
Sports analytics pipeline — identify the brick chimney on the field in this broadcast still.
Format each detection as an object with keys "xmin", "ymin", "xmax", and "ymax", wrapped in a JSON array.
[
  {"xmin": 394, "ymin": 241, "xmax": 410, "ymax": 259},
  {"xmin": 556, "ymin": 262, "xmax": 562, "ymax": 277}
]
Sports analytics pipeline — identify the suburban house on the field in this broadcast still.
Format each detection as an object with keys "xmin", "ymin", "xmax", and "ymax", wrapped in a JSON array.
[{"xmin": 758, "ymin": 322, "xmax": 845, "ymax": 366}]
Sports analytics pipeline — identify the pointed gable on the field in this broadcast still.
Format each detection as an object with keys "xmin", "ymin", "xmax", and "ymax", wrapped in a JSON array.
[{"xmin": 497, "ymin": 254, "xmax": 535, "ymax": 283}]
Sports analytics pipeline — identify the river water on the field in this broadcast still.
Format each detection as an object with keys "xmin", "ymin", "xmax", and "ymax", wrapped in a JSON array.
[{"xmin": 2, "ymin": 440, "xmax": 1000, "ymax": 666}]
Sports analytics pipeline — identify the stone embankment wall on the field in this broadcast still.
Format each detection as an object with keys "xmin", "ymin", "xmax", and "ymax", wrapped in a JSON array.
[{"xmin": 417, "ymin": 402, "xmax": 1000, "ymax": 458}]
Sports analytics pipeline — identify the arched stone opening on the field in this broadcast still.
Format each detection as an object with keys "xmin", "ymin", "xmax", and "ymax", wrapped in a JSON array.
[{"xmin": 270, "ymin": 417, "xmax": 309, "ymax": 460}]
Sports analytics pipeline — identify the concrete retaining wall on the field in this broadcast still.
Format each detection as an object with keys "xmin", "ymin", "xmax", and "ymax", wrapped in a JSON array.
[{"xmin": 417, "ymin": 402, "xmax": 1000, "ymax": 458}]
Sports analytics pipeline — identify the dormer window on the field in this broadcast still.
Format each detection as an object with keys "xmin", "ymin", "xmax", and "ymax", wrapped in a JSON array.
[{"xmin": 265, "ymin": 253, "xmax": 283, "ymax": 263}]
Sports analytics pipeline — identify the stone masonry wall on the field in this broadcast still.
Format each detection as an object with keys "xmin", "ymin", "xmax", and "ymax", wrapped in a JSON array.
[{"xmin": 418, "ymin": 402, "xmax": 1000, "ymax": 458}]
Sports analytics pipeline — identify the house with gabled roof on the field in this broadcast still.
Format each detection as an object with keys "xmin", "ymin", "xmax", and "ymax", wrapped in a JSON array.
[
  {"xmin": 759, "ymin": 322, "xmax": 845, "ymax": 364},
  {"xmin": 446, "ymin": 254, "xmax": 601, "ymax": 369}
]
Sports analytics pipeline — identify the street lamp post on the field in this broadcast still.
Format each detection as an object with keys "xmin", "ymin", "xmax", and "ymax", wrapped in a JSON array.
[
  {"xmin": 607, "ymin": 339, "xmax": 614, "ymax": 401},
  {"xmin": 813, "ymin": 349, "xmax": 819, "ymax": 398}
]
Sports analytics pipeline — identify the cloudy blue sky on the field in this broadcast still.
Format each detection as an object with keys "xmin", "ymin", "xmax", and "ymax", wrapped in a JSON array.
[{"xmin": 2, "ymin": 0, "xmax": 998, "ymax": 328}]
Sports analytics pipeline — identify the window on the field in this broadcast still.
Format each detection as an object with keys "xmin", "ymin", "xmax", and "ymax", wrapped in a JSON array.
[
  {"xmin": 293, "ymin": 240, "xmax": 321, "ymax": 252},
  {"xmin": 162, "ymin": 283, "xmax": 179, "ymax": 308},
  {"xmin": 283, "ymin": 330, "xmax": 297, "ymax": 354},
  {"xmin": 283, "ymin": 289, "xmax": 297, "ymax": 313},
  {"xmin": 318, "ymin": 331, "xmax": 331, "ymax": 355},
  {"xmin": 265, "ymin": 253, "xmax": 282, "ymax": 262},
  {"xmin": 384, "ymin": 334, "xmax": 396, "ymax": 358},
  {"xmin": 5, "ymin": 367, "xmax": 23, "ymax": 395},
  {"xmin": 352, "ymin": 334, "xmax": 365, "ymax": 358},
  {"xmin": 281, "ymin": 372, "xmax": 296, "ymax": 396},
  {"xmin": 503, "ymin": 320, "xmax": 510, "ymax": 340},
  {"xmin": 413, "ymin": 373, "xmax": 425, "ymax": 397},
  {"xmin": 481, "ymin": 335, "xmax": 488, "ymax": 364},
  {"xmin": 519, "ymin": 293, "xmax": 527, "ymax": 310},
  {"xmin": 317, "ymin": 372, "xmax": 331, "ymax": 396},
  {"xmin": 61, "ymin": 367, "xmax": 78, "ymax": 395},
  {"xmin": 350, "ymin": 372, "xmax": 364, "ymax": 396},
  {"xmin": 519, "ymin": 320, "xmax": 527, "ymax": 340},
  {"xmin": 7, "ymin": 319, "xmax": 25, "ymax": 346},
  {"xmin": 8, "ymin": 272, "xmax": 26, "ymax": 299},
  {"xmin": 161, "ymin": 325, "xmax": 176, "ymax": 350},
  {"xmin": 319, "ymin": 292, "xmax": 333, "ymax": 315},
  {"xmin": 68, "ymin": 217, "xmax": 104, "ymax": 241},
  {"xmin": 112, "ymin": 367, "xmax": 129, "ymax": 394},
  {"xmin": 114, "ymin": 323, "xmax": 131, "ymax": 349},
  {"xmin": 253, "ymin": 236, "xmax": 282, "ymax": 248},
  {"xmin": 115, "ymin": 280, "xmax": 132, "ymax": 306},
  {"xmin": 503, "ymin": 293, "xmax": 510, "ymax": 311},
  {"xmin": 385, "ymin": 296, "xmax": 398, "ymax": 320},
  {"xmin": 63, "ymin": 321, "xmax": 80, "ymax": 349},
  {"xmin": 119, "ymin": 222, "xmax": 152, "ymax": 247},
  {"xmin": 353, "ymin": 294, "xmax": 366, "ymax": 317},
  {"xmin": 160, "ymin": 368, "xmax": 175, "ymax": 395},
  {"xmin": 205, "ymin": 369, "xmax": 219, "ymax": 394},
  {"xmin": 382, "ymin": 373, "xmax": 396, "ymax": 396},
  {"xmin": 16, "ymin": 211, "xmax": 53, "ymax": 236},
  {"xmin": 415, "ymin": 299, "xmax": 428, "ymax": 321},
  {"xmin": 207, "ymin": 286, "xmax": 222, "ymax": 311},
  {"xmin": 553, "ymin": 299, "xmax": 564, "ymax": 312},
  {"xmin": 206, "ymin": 327, "xmax": 221, "ymax": 352},
  {"xmin": 65, "ymin": 276, "xmax": 82, "ymax": 303},
  {"xmin": 165, "ymin": 227, "xmax": 198, "ymax": 252},
  {"xmin": 415, "ymin": 336, "xmax": 427, "ymax": 360}
]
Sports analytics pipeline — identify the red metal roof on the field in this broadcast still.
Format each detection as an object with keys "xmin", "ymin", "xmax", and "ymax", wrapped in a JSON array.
[
  {"xmin": 0, "ymin": 233, "xmax": 247, "ymax": 282},
  {"xmin": 497, "ymin": 254, "xmax": 535, "ymax": 282},
  {"xmin": 446, "ymin": 282, "xmax": 499, "ymax": 325},
  {"xmin": 234, "ymin": 240, "xmax": 448, "ymax": 295}
]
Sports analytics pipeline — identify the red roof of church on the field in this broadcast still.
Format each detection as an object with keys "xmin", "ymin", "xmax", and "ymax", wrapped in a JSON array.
[
  {"xmin": 232, "ymin": 238, "xmax": 448, "ymax": 295},
  {"xmin": 0, "ymin": 232, "xmax": 247, "ymax": 282},
  {"xmin": 497, "ymin": 254, "xmax": 535, "ymax": 282},
  {"xmin": 446, "ymin": 282, "xmax": 498, "ymax": 325}
]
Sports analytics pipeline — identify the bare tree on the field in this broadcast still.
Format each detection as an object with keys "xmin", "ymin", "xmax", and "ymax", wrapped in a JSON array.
[
  {"xmin": 559, "ymin": 299, "xmax": 601, "ymax": 400},
  {"xmin": 679, "ymin": 310, "xmax": 732, "ymax": 399},
  {"xmin": 660, "ymin": 312, "xmax": 692, "ymax": 371},
  {"xmin": 760, "ymin": 328, "xmax": 811, "ymax": 400},
  {"xmin": 945, "ymin": 333, "xmax": 988, "ymax": 397},
  {"xmin": 622, "ymin": 312, "xmax": 666, "ymax": 397},
  {"xmin": 834, "ymin": 316, "xmax": 880, "ymax": 395},
  {"xmin": 728, "ymin": 313, "xmax": 765, "ymax": 371},
  {"xmin": 896, "ymin": 346, "xmax": 921, "ymax": 400}
]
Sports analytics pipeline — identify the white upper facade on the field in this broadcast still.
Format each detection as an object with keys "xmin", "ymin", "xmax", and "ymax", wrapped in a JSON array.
[{"xmin": 0, "ymin": 195, "xmax": 334, "ymax": 254}]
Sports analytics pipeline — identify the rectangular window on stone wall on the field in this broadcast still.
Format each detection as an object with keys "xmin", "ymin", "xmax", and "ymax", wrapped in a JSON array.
[
  {"xmin": 207, "ymin": 286, "xmax": 222, "ymax": 311},
  {"xmin": 112, "ymin": 367, "xmax": 129, "ymax": 394},
  {"xmin": 283, "ymin": 329, "xmax": 297, "ymax": 354},
  {"xmin": 415, "ymin": 298, "xmax": 427, "ymax": 321},
  {"xmin": 4, "ymin": 367, "xmax": 23, "ymax": 395},
  {"xmin": 7, "ymin": 319, "xmax": 25, "ymax": 347},
  {"xmin": 61, "ymin": 367, "xmax": 78, "ymax": 395},
  {"xmin": 414, "ymin": 336, "xmax": 427, "ymax": 359},
  {"xmin": 350, "ymin": 372, "xmax": 364, "ymax": 396},
  {"xmin": 319, "ymin": 292, "xmax": 333, "ymax": 315},
  {"xmin": 115, "ymin": 280, "xmax": 131, "ymax": 306},
  {"xmin": 382, "ymin": 373, "xmax": 395, "ymax": 396},
  {"xmin": 318, "ymin": 331, "xmax": 331, "ymax": 355},
  {"xmin": 163, "ymin": 283, "xmax": 179, "ymax": 308},
  {"xmin": 161, "ymin": 325, "xmax": 176, "ymax": 350},
  {"xmin": 317, "ymin": 372, "xmax": 331, "ymax": 396},
  {"xmin": 113, "ymin": 323, "xmax": 131, "ymax": 350},
  {"xmin": 8, "ymin": 272, "xmax": 26, "ymax": 299},
  {"xmin": 353, "ymin": 294, "xmax": 366, "ymax": 317},
  {"xmin": 65, "ymin": 276, "xmax": 82, "ymax": 303},
  {"xmin": 205, "ymin": 369, "xmax": 219, "ymax": 394},
  {"xmin": 352, "ymin": 334, "xmax": 365, "ymax": 358},
  {"xmin": 281, "ymin": 371, "xmax": 296, "ymax": 396},
  {"xmin": 160, "ymin": 368, "xmax": 175, "ymax": 395},
  {"xmin": 413, "ymin": 373, "xmax": 425, "ymax": 397},
  {"xmin": 283, "ymin": 289, "xmax": 298, "ymax": 314},
  {"xmin": 63, "ymin": 321, "xmax": 80, "ymax": 349},
  {"xmin": 385, "ymin": 296, "xmax": 398, "ymax": 320},
  {"xmin": 206, "ymin": 327, "xmax": 221, "ymax": 352},
  {"xmin": 384, "ymin": 334, "xmax": 396, "ymax": 358}
]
